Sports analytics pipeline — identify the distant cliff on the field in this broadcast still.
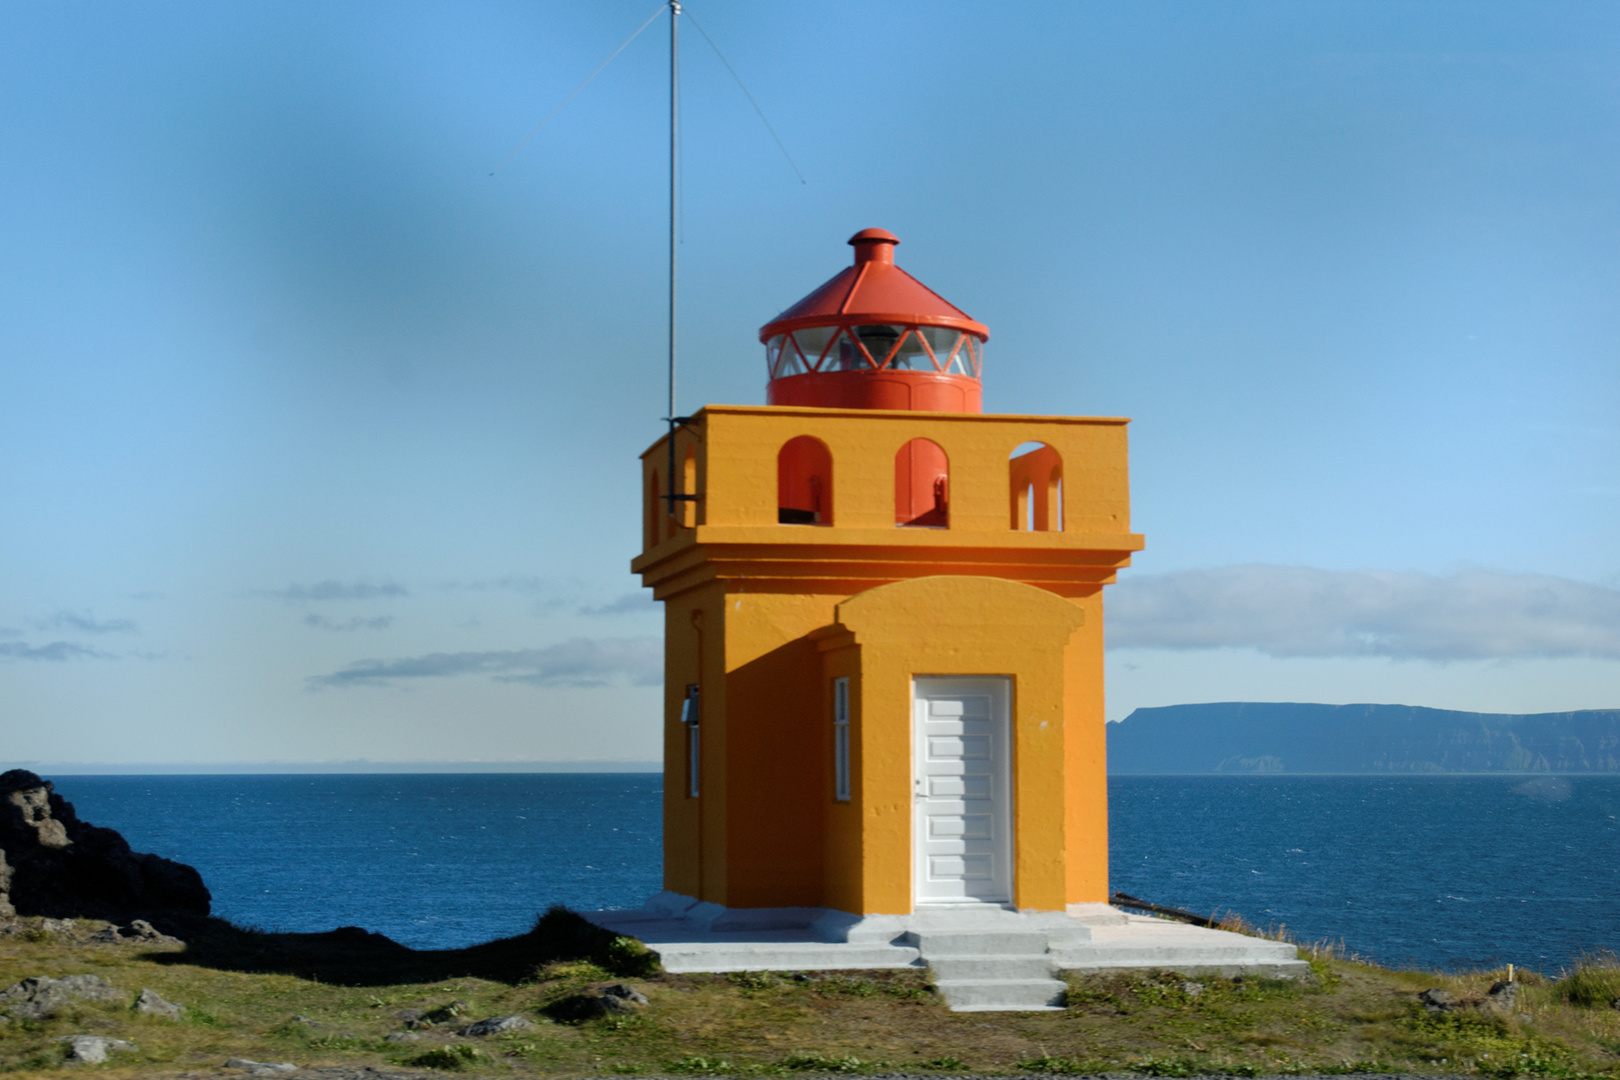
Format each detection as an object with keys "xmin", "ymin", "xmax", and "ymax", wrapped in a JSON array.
[{"xmin": 1107, "ymin": 702, "xmax": 1620, "ymax": 774}]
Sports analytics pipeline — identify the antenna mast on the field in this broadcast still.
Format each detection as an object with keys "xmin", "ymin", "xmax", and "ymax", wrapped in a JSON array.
[
  {"xmin": 666, "ymin": 0, "xmax": 683, "ymax": 518},
  {"xmin": 662, "ymin": 1, "xmax": 696, "ymax": 521}
]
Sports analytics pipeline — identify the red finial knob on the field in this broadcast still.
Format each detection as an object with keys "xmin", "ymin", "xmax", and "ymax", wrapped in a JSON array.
[{"xmin": 849, "ymin": 228, "xmax": 899, "ymax": 266}]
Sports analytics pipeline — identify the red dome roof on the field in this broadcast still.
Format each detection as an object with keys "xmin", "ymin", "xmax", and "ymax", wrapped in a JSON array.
[{"xmin": 759, "ymin": 229, "xmax": 989, "ymax": 342}]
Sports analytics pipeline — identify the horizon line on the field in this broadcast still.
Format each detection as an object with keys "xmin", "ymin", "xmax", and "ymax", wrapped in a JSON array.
[{"xmin": 0, "ymin": 760, "xmax": 662, "ymax": 776}]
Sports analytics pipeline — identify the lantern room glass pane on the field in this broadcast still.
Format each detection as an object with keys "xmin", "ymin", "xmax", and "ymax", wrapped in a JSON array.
[
  {"xmin": 827, "ymin": 329, "xmax": 870, "ymax": 371},
  {"xmin": 886, "ymin": 328, "xmax": 933, "ymax": 371},
  {"xmin": 853, "ymin": 324, "xmax": 905, "ymax": 368},
  {"xmin": 917, "ymin": 327, "xmax": 960, "ymax": 374},
  {"xmin": 767, "ymin": 334, "xmax": 806, "ymax": 378},
  {"xmin": 791, "ymin": 327, "xmax": 841, "ymax": 371}
]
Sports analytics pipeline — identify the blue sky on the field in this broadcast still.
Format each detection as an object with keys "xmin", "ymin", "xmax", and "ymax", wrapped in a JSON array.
[{"xmin": 2, "ymin": 1, "xmax": 1617, "ymax": 768}]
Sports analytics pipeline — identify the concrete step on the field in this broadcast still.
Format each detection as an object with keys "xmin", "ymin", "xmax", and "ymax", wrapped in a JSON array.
[
  {"xmin": 652, "ymin": 942, "xmax": 921, "ymax": 973},
  {"xmin": 933, "ymin": 977, "xmax": 1068, "ymax": 1011},
  {"xmin": 927, "ymin": 954, "xmax": 1057, "ymax": 981},
  {"xmin": 910, "ymin": 930, "xmax": 1050, "ymax": 955}
]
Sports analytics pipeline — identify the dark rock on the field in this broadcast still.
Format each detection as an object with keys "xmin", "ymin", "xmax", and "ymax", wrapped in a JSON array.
[
  {"xmin": 135, "ymin": 988, "xmax": 184, "ymax": 1019},
  {"xmin": 88, "ymin": 926, "xmax": 124, "ymax": 944},
  {"xmin": 0, "ymin": 770, "xmax": 210, "ymax": 922},
  {"xmin": 545, "ymin": 984, "xmax": 650, "ymax": 1023},
  {"xmin": 1482, "ymin": 980, "xmax": 1520, "ymax": 1015},
  {"xmin": 1421, "ymin": 984, "xmax": 1524, "ymax": 1017},
  {"xmin": 462, "ymin": 1014, "xmax": 537, "ymax": 1036},
  {"xmin": 602, "ymin": 983, "xmax": 650, "ymax": 1005},
  {"xmin": 0, "ymin": 973, "xmax": 127, "ymax": 1019},
  {"xmin": 542, "ymin": 993, "xmax": 608, "ymax": 1023},
  {"xmin": 127, "ymin": 918, "xmax": 185, "ymax": 945},
  {"xmin": 406, "ymin": 1000, "xmax": 468, "ymax": 1028},
  {"xmin": 391, "ymin": 1009, "xmax": 424, "ymax": 1022},
  {"xmin": 324, "ymin": 925, "xmax": 398, "ymax": 946},
  {"xmin": 1419, "ymin": 988, "xmax": 1460, "ymax": 1013},
  {"xmin": 57, "ymin": 1035, "xmax": 136, "ymax": 1063}
]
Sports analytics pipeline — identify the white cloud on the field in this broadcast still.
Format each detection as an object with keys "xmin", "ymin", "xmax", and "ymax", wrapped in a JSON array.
[
  {"xmin": 303, "ymin": 614, "xmax": 395, "ymax": 632},
  {"xmin": 309, "ymin": 636, "xmax": 661, "ymax": 689},
  {"xmin": 1109, "ymin": 566, "xmax": 1620, "ymax": 661},
  {"xmin": 579, "ymin": 591, "xmax": 655, "ymax": 616},
  {"xmin": 0, "ymin": 641, "xmax": 114, "ymax": 662},
  {"xmin": 264, "ymin": 580, "xmax": 409, "ymax": 602},
  {"xmin": 33, "ymin": 611, "xmax": 138, "ymax": 634}
]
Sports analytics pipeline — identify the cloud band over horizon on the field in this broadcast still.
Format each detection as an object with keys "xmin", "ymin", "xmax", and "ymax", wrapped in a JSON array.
[
  {"xmin": 310, "ymin": 636, "xmax": 661, "ymax": 689},
  {"xmin": 1109, "ymin": 566, "xmax": 1620, "ymax": 661}
]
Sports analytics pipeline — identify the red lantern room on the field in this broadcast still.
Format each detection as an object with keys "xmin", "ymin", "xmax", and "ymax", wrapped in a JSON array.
[{"xmin": 760, "ymin": 229, "xmax": 989, "ymax": 414}]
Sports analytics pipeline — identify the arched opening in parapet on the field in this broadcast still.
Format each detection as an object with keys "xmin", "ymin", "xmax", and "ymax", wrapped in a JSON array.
[
  {"xmin": 1009, "ymin": 441, "xmax": 1062, "ymax": 532},
  {"xmin": 895, "ymin": 438, "xmax": 949, "ymax": 528},
  {"xmin": 778, "ymin": 436, "xmax": 833, "ymax": 525}
]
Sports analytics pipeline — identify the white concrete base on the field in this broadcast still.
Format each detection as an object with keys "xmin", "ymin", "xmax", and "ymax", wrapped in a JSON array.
[
  {"xmin": 1054, "ymin": 913, "xmax": 1309, "ymax": 979},
  {"xmin": 582, "ymin": 893, "xmax": 1310, "ymax": 1010}
]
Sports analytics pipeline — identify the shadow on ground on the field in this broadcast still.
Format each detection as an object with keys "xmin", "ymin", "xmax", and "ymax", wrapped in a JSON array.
[{"xmin": 142, "ymin": 906, "xmax": 656, "ymax": 987}]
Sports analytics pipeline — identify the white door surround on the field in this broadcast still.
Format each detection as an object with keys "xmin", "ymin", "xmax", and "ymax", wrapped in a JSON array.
[{"xmin": 912, "ymin": 676, "xmax": 1013, "ymax": 906}]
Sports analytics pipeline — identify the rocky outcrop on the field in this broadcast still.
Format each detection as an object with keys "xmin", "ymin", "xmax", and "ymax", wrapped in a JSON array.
[
  {"xmin": 0, "ymin": 974, "xmax": 128, "ymax": 1019},
  {"xmin": 542, "ymin": 983, "xmax": 650, "ymax": 1022},
  {"xmin": 1419, "ymin": 982, "xmax": 1521, "ymax": 1017},
  {"xmin": 135, "ymin": 987, "xmax": 185, "ymax": 1019},
  {"xmin": 0, "ymin": 770, "xmax": 210, "ymax": 922},
  {"xmin": 57, "ymin": 1035, "xmax": 137, "ymax": 1063},
  {"xmin": 226, "ymin": 1058, "xmax": 299, "ymax": 1075},
  {"xmin": 461, "ymin": 1014, "xmax": 537, "ymax": 1036}
]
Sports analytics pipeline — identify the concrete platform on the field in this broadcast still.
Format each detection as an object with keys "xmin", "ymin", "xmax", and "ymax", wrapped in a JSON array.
[
  {"xmin": 582, "ymin": 893, "xmax": 1310, "ymax": 1011},
  {"xmin": 1055, "ymin": 914, "xmax": 1308, "ymax": 979}
]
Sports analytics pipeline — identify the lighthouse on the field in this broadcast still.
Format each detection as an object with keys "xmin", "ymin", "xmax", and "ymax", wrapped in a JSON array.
[
  {"xmin": 631, "ymin": 228, "xmax": 1143, "ymax": 918},
  {"xmin": 598, "ymin": 231, "xmax": 1311, "ymax": 1004}
]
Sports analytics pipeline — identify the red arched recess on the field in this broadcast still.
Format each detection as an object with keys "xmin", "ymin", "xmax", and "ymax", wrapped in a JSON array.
[
  {"xmin": 895, "ymin": 438, "xmax": 948, "ymax": 527},
  {"xmin": 778, "ymin": 436, "xmax": 833, "ymax": 525}
]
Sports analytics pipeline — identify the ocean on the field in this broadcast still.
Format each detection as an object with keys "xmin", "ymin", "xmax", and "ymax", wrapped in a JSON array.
[{"xmin": 54, "ymin": 773, "xmax": 1620, "ymax": 974}]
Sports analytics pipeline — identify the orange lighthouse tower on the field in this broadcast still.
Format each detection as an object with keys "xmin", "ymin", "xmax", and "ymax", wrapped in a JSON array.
[{"xmin": 632, "ymin": 229, "xmax": 1143, "ymax": 919}]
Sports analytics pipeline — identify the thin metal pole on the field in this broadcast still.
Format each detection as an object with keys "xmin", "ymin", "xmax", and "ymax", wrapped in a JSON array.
[{"xmin": 665, "ymin": 0, "xmax": 680, "ymax": 516}]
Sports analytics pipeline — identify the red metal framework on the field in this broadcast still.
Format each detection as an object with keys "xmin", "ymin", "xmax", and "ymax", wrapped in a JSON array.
[{"xmin": 765, "ymin": 324, "xmax": 982, "ymax": 379}]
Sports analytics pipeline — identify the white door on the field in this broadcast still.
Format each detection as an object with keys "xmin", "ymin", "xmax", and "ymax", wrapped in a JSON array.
[{"xmin": 912, "ymin": 676, "xmax": 1012, "ymax": 905}]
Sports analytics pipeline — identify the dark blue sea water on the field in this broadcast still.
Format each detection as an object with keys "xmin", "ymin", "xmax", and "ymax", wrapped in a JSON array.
[
  {"xmin": 56, "ymin": 773, "xmax": 1620, "ymax": 974},
  {"xmin": 56, "ymin": 774, "xmax": 661, "ymax": 952}
]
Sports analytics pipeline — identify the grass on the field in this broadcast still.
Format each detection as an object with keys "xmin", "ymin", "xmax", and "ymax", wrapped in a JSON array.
[{"xmin": 2, "ymin": 911, "xmax": 1620, "ymax": 1078}]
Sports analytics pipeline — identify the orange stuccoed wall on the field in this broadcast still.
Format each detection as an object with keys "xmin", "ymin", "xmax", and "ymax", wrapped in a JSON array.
[{"xmin": 632, "ymin": 404, "xmax": 1142, "ymax": 916}]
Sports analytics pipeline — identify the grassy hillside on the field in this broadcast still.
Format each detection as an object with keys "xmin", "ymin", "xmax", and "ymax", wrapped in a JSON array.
[{"xmin": 2, "ymin": 912, "xmax": 1619, "ymax": 1078}]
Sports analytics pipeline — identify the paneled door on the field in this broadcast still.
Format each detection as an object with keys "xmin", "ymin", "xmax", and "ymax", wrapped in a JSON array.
[{"xmin": 912, "ymin": 676, "xmax": 1012, "ymax": 905}]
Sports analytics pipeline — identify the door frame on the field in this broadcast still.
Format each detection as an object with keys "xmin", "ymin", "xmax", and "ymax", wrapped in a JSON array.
[{"xmin": 910, "ymin": 675, "xmax": 1014, "ymax": 907}]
